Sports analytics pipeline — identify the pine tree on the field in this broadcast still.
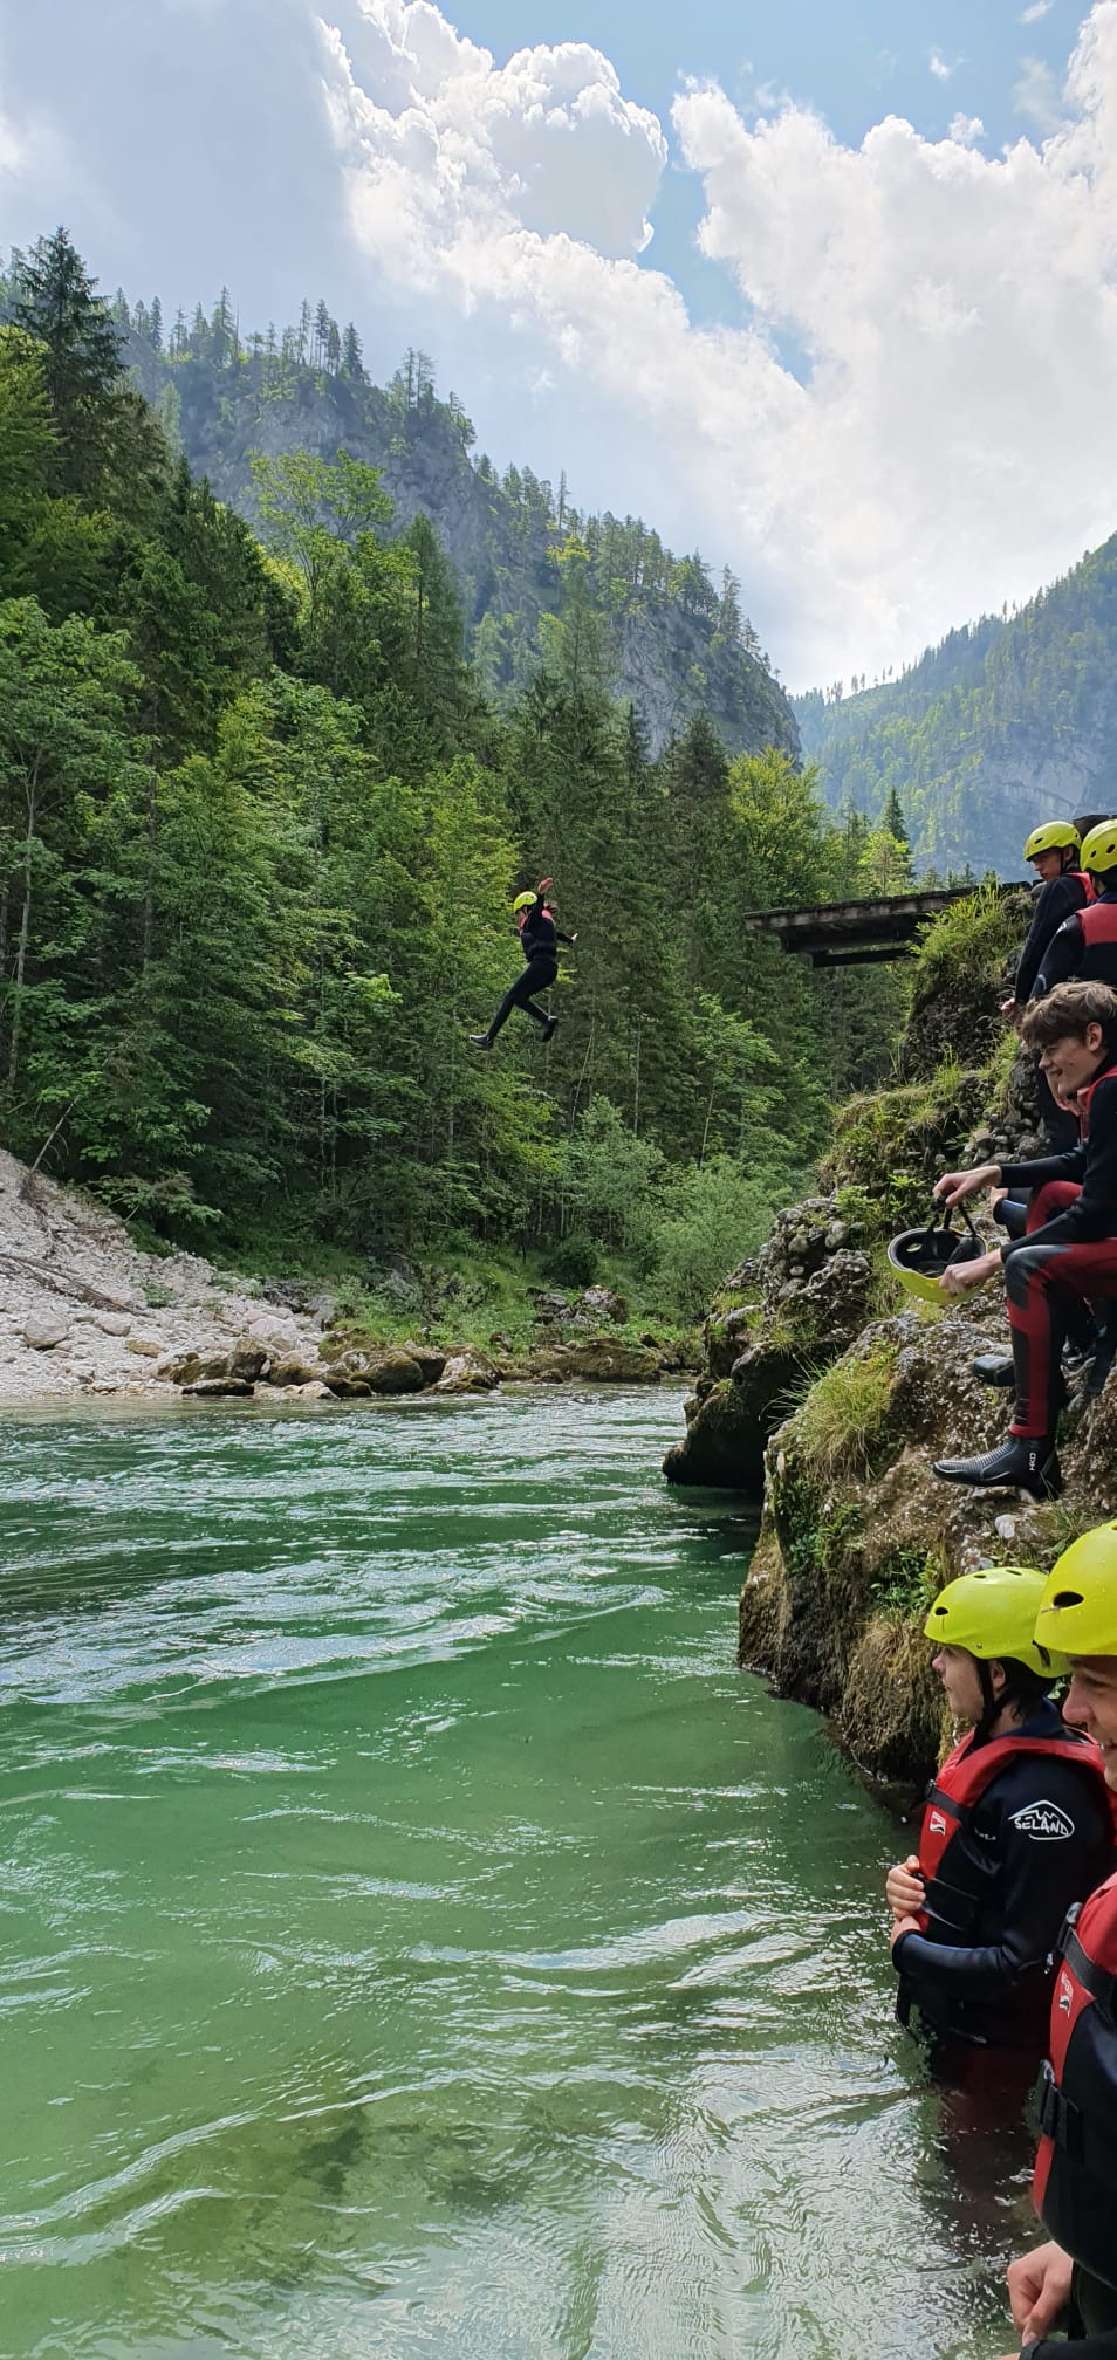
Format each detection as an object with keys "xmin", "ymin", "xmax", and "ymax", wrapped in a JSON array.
[
  {"xmin": 342, "ymin": 322, "xmax": 364, "ymax": 379},
  {"xmin": 13, "ymin": 228, "xmax": 124, "ymax": 494}
]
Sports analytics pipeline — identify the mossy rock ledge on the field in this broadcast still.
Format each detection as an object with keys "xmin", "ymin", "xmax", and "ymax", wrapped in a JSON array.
[
  {"xmin": 739, "ymin": 1306, "xmax": 1117, "ymax": 1788},
  {"xmin": 663, "ymin": 1197, "xmax": 874, "ymax": 1491}
]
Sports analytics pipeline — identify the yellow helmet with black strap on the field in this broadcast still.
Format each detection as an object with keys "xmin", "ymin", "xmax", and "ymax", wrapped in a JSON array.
[
  {"xmin": 925, "ymin": 1565, "xmax": 1069, "ymax": 1676},
  {"xmin": 1024, "ymin": 821, "xmax": 1081, "ymax": 862}
]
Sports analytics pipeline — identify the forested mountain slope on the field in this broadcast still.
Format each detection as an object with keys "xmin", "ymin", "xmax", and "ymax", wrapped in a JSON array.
[
  {"xmin": 107, "ymin": 286, "xmax": 796, "ymax": 764},
  {"xmin": 796, "ymin": 536, "xmax": 1117, "ymax": 873},
  {"xmin": 0, "ymin": 229, "xmax": 907, "ymax": 1310}
]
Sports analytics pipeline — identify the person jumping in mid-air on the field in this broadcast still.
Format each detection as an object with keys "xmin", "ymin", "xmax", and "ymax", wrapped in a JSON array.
[{"xmin": 470, "ymin": 878, "xmax": 576, "ymax": 1051}]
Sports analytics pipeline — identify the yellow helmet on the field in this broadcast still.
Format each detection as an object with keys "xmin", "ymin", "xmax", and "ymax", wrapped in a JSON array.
[
  {"xmin": 1080, "ymin": 821, "xmax": 1117, "ymax": 877},
  {"xmin": 925, "ymin": 1565, "xmax": 1069, "ymax": 1676},
  {"xmin": 1035, "ymin": 1522, "xmax": 1117, "ymax": 1659},
  {"xmin": 1024, "ymin": 821, "xmax": 1081, "ymax": 862},
  {"xmin": 887, "ymin": 1208, "xmax": 983, "ymax": 1306},
  {"xmin": 512, "ymin": 891, "xmax": 537, "ymax": 913}
]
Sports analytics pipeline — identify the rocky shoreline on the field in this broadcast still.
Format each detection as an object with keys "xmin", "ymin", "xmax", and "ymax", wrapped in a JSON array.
[{"xmin": 0, "ymin": 1151, "xmax": 690, "ymax": 1410}]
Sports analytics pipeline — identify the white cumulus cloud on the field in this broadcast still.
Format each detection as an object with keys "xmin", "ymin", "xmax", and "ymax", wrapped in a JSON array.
[
  {"xmin": 1021, "ymin": 0, "xmax": 1053, "ymax": 20},
  {"xmin": 929, "ymin": 48, "xmax": 955, "ymax": 79},
  {"xmin": 317, "ymin": 0, "xmax": 1117, "ymax": 685}
]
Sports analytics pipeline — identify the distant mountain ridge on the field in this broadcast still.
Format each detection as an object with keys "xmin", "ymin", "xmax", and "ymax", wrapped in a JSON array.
[
  {"xmin": 795, "ymin": 535, "xmax": 1117, "ymax": 873},
  {"xmin": 115, "ymin": 289, "xmax": 797, "ymax": 765}
]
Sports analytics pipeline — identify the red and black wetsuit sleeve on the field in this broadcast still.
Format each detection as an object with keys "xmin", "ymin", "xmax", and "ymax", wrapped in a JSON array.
[
  {"xmin": 1001, "ymin": 1080, "xmax": 1117, "ymax": 1249},
  {"xmin": 1015, "ymin": 875, "xmax": 1088, "ymax": 1003},
  {"xmin": 892, "ymin": 1755, "xmax": 1110, "ymax": 2002}
]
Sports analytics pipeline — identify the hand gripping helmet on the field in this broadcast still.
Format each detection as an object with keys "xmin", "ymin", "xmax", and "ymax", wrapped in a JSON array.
[
  {"xmin": 1035, "ymin": 1522, "xmax": 1117, "ymax": 1659},
  {"xmin": 925, "ymin": 1566, "xmax": 1069, "ymax": 1676},
  {"xmin": 887, "ymin": 1206, "xmax": 984, "ymax": 1306},
  {"xmin": 512, "ymin": 891, "xmax": 537, "ymax": 913},
  {"xmin": 1024, "ymin": 821, "xmax": 1081, "ymax": 862},
  {"xmin": 1080, "ymin": 822, "xmax": 1117, "ymax": 878}
]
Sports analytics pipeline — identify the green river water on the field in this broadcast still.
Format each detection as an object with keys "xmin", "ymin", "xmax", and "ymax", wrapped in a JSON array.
[{"xmin": 2, "ymin": 1390, "xmax": 1017, "ymax": 2359}]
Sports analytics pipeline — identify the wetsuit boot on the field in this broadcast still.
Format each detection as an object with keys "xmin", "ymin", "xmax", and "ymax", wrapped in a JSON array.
[
  {"xmin": 469, "ymin": 1033, "xmax": 493, "ymax": 1050},
  {"xmin": 932, "ymin": 1436, "xmax": 1062, "ymax": 1499},
  {"xmin": 541, "ymin": 1015, "xmax": 559, "ymax": 1044}
]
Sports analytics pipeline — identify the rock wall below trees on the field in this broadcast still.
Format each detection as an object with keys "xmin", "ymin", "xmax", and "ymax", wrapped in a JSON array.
[{"xmin": 663, "ymin": 885, "xmax": 1115, "ymax": 1790}]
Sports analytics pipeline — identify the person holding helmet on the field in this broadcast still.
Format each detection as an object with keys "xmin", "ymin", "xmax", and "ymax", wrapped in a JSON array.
[
  {"xmin": 1034, "ymin": 820, "xmax": 1117, "ymax": 1000},
  {"xmin": 1000, "ymin": 1526, "xmax": 1117, "ymax": 2356},
  {"xmin": 887, "ymin": 1567, "xmax": 1112, "ymax": 2071},
  {"xmin": 470, "ymin": 877, "xmax": 576, "ymax": 1051},
  {"xmin": 929, "ymin": 981, "xmax": 1117, "ymax": 1497}
]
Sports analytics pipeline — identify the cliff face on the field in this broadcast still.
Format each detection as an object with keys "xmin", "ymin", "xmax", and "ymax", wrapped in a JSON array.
[
  {"xmin": 133, "ymin": 346, "xmax": 799, "ymax": 764},
  {"xmin": 666, "ymin": 887, "xmax": 1116, "ymax": 1789}
]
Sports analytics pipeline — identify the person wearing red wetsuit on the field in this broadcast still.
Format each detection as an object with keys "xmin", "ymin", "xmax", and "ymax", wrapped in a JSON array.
[{"xmin": 927, "ymin": 982, "xmax": 1117, "ymax": 1497}]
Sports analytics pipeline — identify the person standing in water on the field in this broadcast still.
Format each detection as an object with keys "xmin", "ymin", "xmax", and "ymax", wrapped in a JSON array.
[
  {"xmin": 470, "ymin": 878, "xmax": 576, "ymax": 1051},
  {"xmin": 887, "ymin": 1568, "xmax": 1112, "ymax": 2077}
]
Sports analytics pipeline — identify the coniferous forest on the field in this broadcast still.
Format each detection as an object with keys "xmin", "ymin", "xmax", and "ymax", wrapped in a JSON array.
[{"xmin": 0, "ymin": 231, "xmax": 916, "ymax": 1314}]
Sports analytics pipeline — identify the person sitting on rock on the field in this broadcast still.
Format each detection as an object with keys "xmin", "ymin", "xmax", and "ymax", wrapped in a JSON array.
[
  {"xmin": 470, "ymin": 877, "xmax": 576, "ymax": 1051},
  {"xmin": 929, "ymin": 980, "xmax": 1117, "ymax": 1498},
  {"xmin": 888, "ymin": 1567, "xmax": 1112, "ymax": 2104},
  {"xmin": 1000, "ymin": 1525, "xmax": 1117, "ymax": 2356}
]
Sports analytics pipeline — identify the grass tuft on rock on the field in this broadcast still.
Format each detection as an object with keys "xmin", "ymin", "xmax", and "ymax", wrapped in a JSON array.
[{"xmin": 794, "ymin": 1343, "xmax": 897, "ymax": 1479}]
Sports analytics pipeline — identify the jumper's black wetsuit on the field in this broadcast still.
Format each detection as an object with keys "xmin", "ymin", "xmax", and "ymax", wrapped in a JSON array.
[
  {"xmin": 893, "ymin": 1706, "xmax": 1111, "ymax": 2057},
  {"xmin": 484, "ymin": 896, "xmax": 575, "ymax": 1043},
  {"xmin": 999, "ymin": 1065, "xmax": 1117, "ymax": 1437}
]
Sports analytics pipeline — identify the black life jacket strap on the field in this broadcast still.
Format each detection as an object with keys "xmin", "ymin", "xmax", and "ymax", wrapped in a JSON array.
[
  {"xmin": 1038, "ymin": 2060, "xmax": 1117, "ymax": 2178},
  {"xmin": 1063, "ymin": 1925, "xmax": 1117, "ymax": 2011},
  {"xmin": 926, "ymin": 1783, "xmax": 964, "ymax": 1825}
]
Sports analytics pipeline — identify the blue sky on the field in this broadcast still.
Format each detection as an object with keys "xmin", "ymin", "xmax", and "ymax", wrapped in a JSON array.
[
  {"xmin": 449, "ymin": 0, "xmax": 1079, "ymax": 321},
  {"xmin": 0, "ymin": 0, "xmax": 1112, "ymax": 685}
]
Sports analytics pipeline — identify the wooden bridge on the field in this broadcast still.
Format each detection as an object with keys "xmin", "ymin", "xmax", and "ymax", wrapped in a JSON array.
[{"xmin": 741, "ymin": 882, "xmax": 1019, "ymax": 969}]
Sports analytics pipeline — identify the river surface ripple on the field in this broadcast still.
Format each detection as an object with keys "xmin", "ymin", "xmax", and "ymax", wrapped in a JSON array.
[{"xmin": 0, "ymin": 1391, "xmax": 1013, "ymax": 2358}]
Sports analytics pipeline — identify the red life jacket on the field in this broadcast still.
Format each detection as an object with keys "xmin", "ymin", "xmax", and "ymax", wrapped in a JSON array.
[
  {"xmin": 917, "ymin": 1729, "xmax": 1112, "ymax": 1932},
  {"xmin": 1035, "ymin": 1871, "xmax": 1117, "ymax": 2289},
  {"xmin": 1069, "ymin": 870, "xmax": 1098, "ymax": 905},
  {"xmin": 1077, "ymin": 1059, "xmax": 1117, "ymax": 1140},
  {"xmin": 1073, "ymin": 898, "xmax": 1117, "ymax": 989}
]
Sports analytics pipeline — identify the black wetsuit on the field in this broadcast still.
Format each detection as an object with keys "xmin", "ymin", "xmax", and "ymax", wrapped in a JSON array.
[
  {"xmin": 1017, "ymin": 873, "xmax": 1091, "ymax": 1003},
  {"xmin": 893, "ymin": 1705, "xmax": 1111, "ymax": 2053},
  {"xmin": 1017, "ymin": 871, "xmax": 1092, "ymax": 1147},
  {"xmin": 484, "ymin": 896, "xmax": 575, "ymax": 1042}
]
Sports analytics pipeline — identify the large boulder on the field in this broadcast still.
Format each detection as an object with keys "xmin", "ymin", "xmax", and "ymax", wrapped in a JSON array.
[
  {"xmin": 665, "ymin": 1341, "xmax": 800, "ymax": 1490},
  {"xmin": 560, "ymin": 1337, "xmax": 659, "ymax": 1384},
  {"xmin": 437, "ymin": 1351, "xmax": 500, "ymax": 1395},
  {"xmin": 262, "ymin": 1353, "xmax": 323, "ymax": 1389},
  {"xmin": 23, "ymin": 1312, "xmax": 69, "ymax": 1350},
  {"xmin": 572, "ymin": 1286, "xmax": 627, "ymax": 1326},
  {"xmin": 323, "ymin": 1347, "xmax": 426, "ymax": 1396},
  {"xmin": 229, "ymin": 1337, "xmax": 269, "ymax": 1382},
  {"xmin": 399, "ymin": 1342, "xmax": 448, "ymax": 1386},
  {"xmin": 166, "ymin": 1350, "xmax": 231, "ymax": 1386},
  {"xmin": 183, "ymin": 1375, "xmax": 255, "ymax": 1399}
]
